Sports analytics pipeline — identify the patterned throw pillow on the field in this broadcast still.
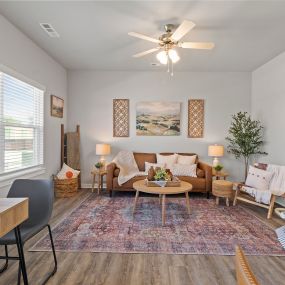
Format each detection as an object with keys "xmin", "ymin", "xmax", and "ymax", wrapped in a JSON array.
[
  {"xmin": 172, "ymin": 164, "xmax": 197, "ymax": 177},
  {"xmin": 57, "ymin": 163, "xmax": 80, "ymax": 179},
  {"xmin": 145, "ymin": 162, "xmax": 165, "ymax": 173},
  {"xmin": 156, "ymin": 153, "xmax": 178, "ymax": 169},
  {"xmin": 245, "ymin": 165, "xmax": 273, "ymax": 190},
  {"xmin": 177, "ymin": 154, "xmax": 197, "ymax": 165}
]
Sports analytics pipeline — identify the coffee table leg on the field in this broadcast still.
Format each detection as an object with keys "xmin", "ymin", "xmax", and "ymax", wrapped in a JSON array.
[
  {"xmin": 133, "ymin": 190, "xmax": 139, "ymax": 215},
  {"xmin": 162, "ymin": 194, "xmax": 166, "ymax": 226},
  {"xmin": 185, "ymin": 191, "xmax": 191, "ymax": 214}
]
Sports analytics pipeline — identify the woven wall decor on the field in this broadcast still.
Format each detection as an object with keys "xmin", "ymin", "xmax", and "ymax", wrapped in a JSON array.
[
  {"xmin": 188, "ymin": 99, "xmax": 205, "ymax": 138},
  {"xmin": 113, "ymin": 99, "xmax": 129, "ymax": 137}
]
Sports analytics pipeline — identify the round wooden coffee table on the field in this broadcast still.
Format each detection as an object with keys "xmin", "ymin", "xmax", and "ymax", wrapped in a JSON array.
[{"xmin": 133, "ymin": 180, "xmax": 193, "ymax": 226}]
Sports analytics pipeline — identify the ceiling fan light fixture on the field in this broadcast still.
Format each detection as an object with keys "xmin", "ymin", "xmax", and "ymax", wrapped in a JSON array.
[
  {"xmin": 168, "ymin": 49, "xmax": 180, "ymax": 63},
  {"xmin": 156, "ymin": 50, "xmax": 168, "ymax": 65}
]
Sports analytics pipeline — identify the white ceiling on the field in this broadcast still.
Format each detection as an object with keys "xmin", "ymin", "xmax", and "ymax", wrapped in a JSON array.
[{"xmin": 1, "ymin": 1, "xmax": 285, "ymax": 71}]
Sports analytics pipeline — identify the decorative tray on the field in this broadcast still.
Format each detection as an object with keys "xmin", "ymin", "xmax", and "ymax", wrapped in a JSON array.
[{"xmin": 144, "ymin": 177, "xmax": 181, "ymax": 187}]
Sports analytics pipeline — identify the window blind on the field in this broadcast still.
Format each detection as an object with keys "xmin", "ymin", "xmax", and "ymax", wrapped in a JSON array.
[{"xmin": 0, "ymin": 70, "xmax": 44, "ymax": 174}]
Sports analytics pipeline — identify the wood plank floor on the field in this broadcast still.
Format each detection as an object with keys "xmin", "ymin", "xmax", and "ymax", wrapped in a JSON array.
[{"xmin": 1, "ymin": 189, "xmax": 285, "ymax": 285}]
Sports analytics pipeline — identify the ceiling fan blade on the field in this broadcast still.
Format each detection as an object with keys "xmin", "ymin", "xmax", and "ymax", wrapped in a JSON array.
[
  {"xmin": 171, "ymin": 20, "xmax": 195, "ymax": 42},
  {"xmin": 132, "ymin": 48, "xmax": 160, "ymax": 58},
  {"xmin": 179, "ymin": 42, "xmax": 215, "ymax": 49},
  {"xmin": 128, "ymin": 32, "xmax": 161, "ymax": 44}
]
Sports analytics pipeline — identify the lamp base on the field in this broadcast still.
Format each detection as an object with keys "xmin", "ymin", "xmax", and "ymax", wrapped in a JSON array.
[{"xmin": 213, "ymin": 157, "xmax": 220, "ymax": 167}]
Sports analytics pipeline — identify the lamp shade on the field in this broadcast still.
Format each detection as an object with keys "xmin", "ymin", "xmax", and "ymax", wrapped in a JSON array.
[
  {"xmin": 96, "ymin": 144, "xmax": 111, "ymax": 155},
  {"xmin": 208, "ymin": 145, "xmax": 224, "ymax": 157}
]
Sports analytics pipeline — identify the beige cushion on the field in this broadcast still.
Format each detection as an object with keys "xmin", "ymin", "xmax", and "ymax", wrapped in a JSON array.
[
  {"xmin": 177, "ymin": 154, "xmax": 197, "ymax": 165},
  {"xmin": 172, "ymin": 164, "xmax": 197, "ymax": 177},
  {"xmin": 245, "ymin": 165, "xmax": 273, "ymax": 191},
  {"xmin": 156, "ymin": 153, "xmax": 178, "ymax": 169}
]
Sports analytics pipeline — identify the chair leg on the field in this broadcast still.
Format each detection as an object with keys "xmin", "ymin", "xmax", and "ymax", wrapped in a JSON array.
[
  {"xmin": 233, "ymin": 188, "xmax": 239, "ymax": 206},
  {"xmin": 18, "ymin": 263, "xmax": 21, "ymax": 285},
  {"xmin": 267, "ymin": 195, "xmax": 276, "ymax": 219},
  {"xmin": 41, "ymin": 225, "xmax": 57, "ymax": 285},
  {"xmin": 0, "ymin": 245, "xmax": 9, "ymax": 273}
]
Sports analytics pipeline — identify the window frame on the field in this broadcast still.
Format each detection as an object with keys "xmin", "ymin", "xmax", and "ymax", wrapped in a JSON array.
[{"xmin": 0, "ymin": 64, "xmax": 46, "ymax": 183}]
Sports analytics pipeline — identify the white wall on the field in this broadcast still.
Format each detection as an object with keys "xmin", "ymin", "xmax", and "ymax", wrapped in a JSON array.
[
  {"xmin": 252, "ymin": 51, "xmax": 285, "ymax": 165},
  {"xmin": 0, "ymin": 15, "xmax": 67, "ymax": 196},
  {"xmin": 67, "ymin": 70, "xmax": 251, "ymax": 186}
]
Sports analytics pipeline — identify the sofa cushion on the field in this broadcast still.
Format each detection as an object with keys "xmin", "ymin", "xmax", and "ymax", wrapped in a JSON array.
[
  {"xmin": 157, "ymin": 153, "xmax": 178, "ymax": 169},
  {"xmin": 133, "ymin": 152, "xmax": 156, "ymax": 171},
  {"xmin": 177, "ymin": 154, "xmax": 197, "ymax": 165},
  {"xmin": 160, "ymin": 152, "xmax": 198, "ymax": 163}
]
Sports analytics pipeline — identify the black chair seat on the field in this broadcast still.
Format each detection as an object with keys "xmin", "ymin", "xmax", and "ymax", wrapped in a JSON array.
[{"xmin": 0, "ymin": 223, "xmax": 46, "ymax": 245}]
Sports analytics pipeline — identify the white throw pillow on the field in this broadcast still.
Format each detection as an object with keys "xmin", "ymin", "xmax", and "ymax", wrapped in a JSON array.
[
  {"xmin": 245, "ymin": 165, "xmax": 273, "ymax": 191},
  {"xmin": 156, "ymin": 153, "xmax": 178, "ymax": 169},
  {"xmin": 177, "ymin": 154, "xmax": 197, "ymax": 165},
  {"xmin": 172, "ymin": 164, "xmax": 197, "ymax": 177},
  {"xmin": 145, "ymin": 162, "xmax": 165, "ymax": 173},
  {"xmin": 57, "ymin": 163, "xmax": 80, "ymax": 179}
]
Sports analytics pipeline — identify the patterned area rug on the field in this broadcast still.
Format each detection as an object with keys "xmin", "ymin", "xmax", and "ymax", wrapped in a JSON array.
[{"xmin": 31, "ymin": 195, "xmax": 285, "ymax": 256}]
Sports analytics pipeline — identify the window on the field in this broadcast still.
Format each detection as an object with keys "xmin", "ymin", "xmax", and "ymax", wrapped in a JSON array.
[{"xmin": 0, "ymin": 69, "xmax": 44, "ymax": 175}]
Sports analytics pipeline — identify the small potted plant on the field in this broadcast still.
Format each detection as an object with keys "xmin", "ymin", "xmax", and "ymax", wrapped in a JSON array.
[
  {"xmin": 153, "ymin": 168, "xmax": 171, "ymax": 187},
  {"xmin": 95, "ymin": 161, "xmax": 104, "ymax": 170},
  {"xmin": 214, "ymin": 164, "xmax": 223, "ymax": 175}
]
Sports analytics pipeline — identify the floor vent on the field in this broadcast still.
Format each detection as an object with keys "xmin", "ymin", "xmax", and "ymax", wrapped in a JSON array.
[{"xmin": 40, "ymin": 23, "xmax": 60, "ymax": 38}]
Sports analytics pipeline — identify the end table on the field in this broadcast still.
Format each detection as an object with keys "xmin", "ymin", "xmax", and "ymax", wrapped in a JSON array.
[
  {"xmin": 212, "ymin": 169, "xmax": 229, "ymax": 180},
  {"xmin": 91, "ymin": 169, "xmax": 107, "ymax": 194}
]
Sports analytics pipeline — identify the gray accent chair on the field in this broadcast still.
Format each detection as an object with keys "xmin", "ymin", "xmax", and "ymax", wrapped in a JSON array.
[{"xmin": 0, "ymin": 179, "xmax": 57, "ymax": 284}]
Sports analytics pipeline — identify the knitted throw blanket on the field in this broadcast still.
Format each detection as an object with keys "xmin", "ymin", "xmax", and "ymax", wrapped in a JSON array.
[{"xmin": 112, "ymin": 151, "xmax": 140, "ymax": 186}]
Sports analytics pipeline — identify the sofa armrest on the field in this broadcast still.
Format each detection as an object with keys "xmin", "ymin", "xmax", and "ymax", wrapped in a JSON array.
[
  {"xmin": 197, "ymin": 161, "xmax": 212, "ymax": 194},
  {"xmin": 106, "ymin": 162, "xmax": 116, "ymax": 191}
]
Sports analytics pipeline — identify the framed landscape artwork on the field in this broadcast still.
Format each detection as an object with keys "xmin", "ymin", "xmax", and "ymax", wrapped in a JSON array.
[
  {"xmin": 136, "ymin": 101, "xmax": 181, "ymax": 136},
  {"xmin": 51, "ymin": 95, "xmax": 64, "ymax": 118}
]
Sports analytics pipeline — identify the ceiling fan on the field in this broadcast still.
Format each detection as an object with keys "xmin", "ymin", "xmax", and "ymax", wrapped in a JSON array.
[{"xmin": 128, "ymin": 20, "xmax": 214, "ymax": 75}]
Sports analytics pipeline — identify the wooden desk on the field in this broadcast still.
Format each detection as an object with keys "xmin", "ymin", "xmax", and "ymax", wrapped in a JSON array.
[
  {"xmin": 0, "ymin": 198, "xmax": 29, "ymax": 237},
  {"xmin": 0, "ymin": 198, "xmax": 29, "ymax": 285}
]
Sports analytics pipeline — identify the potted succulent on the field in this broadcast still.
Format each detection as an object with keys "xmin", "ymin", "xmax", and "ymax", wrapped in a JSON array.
[
  {"xmin": 214, "ymin": 164, "xmax": 223, "ymax": 174},
  {"xmin": 95, "ymin": 161, "xmax": 104, "ymax": 170},
  {"xmin": 153, "ymin": 168, "xmax": 171, "ymax": 187}
]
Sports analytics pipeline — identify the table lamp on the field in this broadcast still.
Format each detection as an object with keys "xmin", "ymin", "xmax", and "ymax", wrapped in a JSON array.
[
  {"xmin": 96, "ymin": 144, "xmax": 111, "ymax": 166},
  {"xmin": 208, "ymin": 145, "xmax": 224, "ymax": 167}
]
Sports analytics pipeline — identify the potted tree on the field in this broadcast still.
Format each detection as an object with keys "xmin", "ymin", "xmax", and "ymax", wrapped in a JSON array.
[{"xmin": 226, "ymin": 112, "xmax": 267, "ymax": 181}]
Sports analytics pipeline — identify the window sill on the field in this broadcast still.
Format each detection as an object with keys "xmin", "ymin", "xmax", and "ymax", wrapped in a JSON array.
[{"xmin": 0, "ymin": 167, "xmax": 46, "ymax": 189}]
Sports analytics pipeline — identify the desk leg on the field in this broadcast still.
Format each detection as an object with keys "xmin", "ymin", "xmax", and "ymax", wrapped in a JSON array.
[
  {"xmin": 14, "ymin": 226, "xmax": 28, "ymax": 285},
  {"xmin": 162, "ymin": 194, "xmax": 166, "ymax": 226},
  {"xmin": 91, "ymin": 174, "xmax": 95, "ymax": 193},
  {"xmin": 98, "ymin": 175, "xmax": 101, "ymax": 195}
]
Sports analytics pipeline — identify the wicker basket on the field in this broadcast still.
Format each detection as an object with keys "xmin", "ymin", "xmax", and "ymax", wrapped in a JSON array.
[{"xmin": 53, "ymin": 176, "xmax": 78, "ymax": 198}]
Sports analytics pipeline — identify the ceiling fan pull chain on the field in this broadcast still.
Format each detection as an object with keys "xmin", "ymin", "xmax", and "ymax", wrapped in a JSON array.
[{"xmin": 171, "ymin": 60, "xmax": 174, "ymax": 76}]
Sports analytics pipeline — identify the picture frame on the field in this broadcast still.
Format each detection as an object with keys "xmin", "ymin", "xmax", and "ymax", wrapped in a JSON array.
[
  {"xmin": 113, "ymin": 99, "xmax": 129, "ymax": 137},
  {"xmin": 51, "ymin": 95, "xmax": 64, "ymax": 118}
]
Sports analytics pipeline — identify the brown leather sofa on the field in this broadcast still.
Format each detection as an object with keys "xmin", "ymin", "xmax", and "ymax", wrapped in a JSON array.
[{"xmin": 106, "ymin": 152, "xmax": 212, "ymax": 198}]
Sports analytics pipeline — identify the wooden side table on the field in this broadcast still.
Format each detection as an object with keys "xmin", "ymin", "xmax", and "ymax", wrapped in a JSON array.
[
  {"xmin": 212, "ymin": 169, "xmax": 229, "ymax": 180},
  {"xmin": 91, "ymin": 169, "xmax": 107, "ymax": 194}
]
